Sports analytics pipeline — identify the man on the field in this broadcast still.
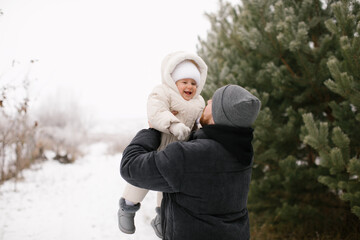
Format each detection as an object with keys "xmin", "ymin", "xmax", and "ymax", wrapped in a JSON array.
[{"xmin": 120, "ymin": 84, "xmax": 261, "ymax": 240}]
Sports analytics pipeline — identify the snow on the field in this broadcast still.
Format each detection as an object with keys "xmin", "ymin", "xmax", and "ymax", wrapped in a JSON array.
[{"xmin": 0, "ymin": 142, "xmax": 159, "ymax": 240}]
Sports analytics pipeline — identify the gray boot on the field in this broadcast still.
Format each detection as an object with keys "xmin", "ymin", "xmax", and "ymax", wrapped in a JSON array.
[
  {"xmin": 118, "ymin": 198, "xmax": 140, "ymax": 234},
  {"xmin": 151, "ymin": 207, "xmax": 162, "ymax": 239}
]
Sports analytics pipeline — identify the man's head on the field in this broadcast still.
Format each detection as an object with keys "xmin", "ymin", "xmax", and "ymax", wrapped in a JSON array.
[
  {"xmin": 199, "ymin": 99, "xmax": 215, "ymax": 126},
  {"xmin": 200, "ymin": 85, "xmax": 261, "ymax": 127}
]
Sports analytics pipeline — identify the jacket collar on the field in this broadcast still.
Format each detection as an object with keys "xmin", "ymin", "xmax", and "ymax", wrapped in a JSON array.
[{"xmin": 191, "ymin": 124, "xmax": 254, "ymax": 166}]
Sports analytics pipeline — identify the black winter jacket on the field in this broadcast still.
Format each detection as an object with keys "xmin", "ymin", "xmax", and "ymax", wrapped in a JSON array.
[{"xmin": 120, "ymin": 124, "xmax": 254, "ymax": 240}]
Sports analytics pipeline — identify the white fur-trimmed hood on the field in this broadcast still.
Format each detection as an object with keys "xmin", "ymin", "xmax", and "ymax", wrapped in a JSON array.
[{"xmin": 161, "ymin": 51, "xmax": 207, "ymax": 98}]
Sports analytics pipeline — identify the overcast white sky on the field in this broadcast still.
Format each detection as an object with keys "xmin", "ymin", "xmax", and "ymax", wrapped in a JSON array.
[{"xmin": 0, "ymin": 0, "xmax": 238, "ymax": 122}]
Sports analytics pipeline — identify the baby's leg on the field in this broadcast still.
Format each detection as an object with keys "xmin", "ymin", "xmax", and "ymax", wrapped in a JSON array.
[
  {"xmin": 122, "ymin": 183, "xmax": 149, "ymax": 204},
  {"xmin": 118, "ymin": 183, "xmax": 149, "ymax": 234},
  {"xmin": 151, "ymin": 192, "xmax": 163, "ymax": 238},
  {"xmin": 157, "ymin": 191, "xmax": 163, "ymax": 207}
]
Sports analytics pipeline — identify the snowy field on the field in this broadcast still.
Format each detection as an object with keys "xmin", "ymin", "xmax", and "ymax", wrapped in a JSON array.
[{"xmin": 0, "ymin": 143, "xmax": 159, "ymax": 240}]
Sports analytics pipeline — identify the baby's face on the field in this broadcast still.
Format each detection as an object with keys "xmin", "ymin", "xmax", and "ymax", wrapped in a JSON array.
[{"xmin": 175, "ymin": 78, "xmax": 197, "ymax": 101}]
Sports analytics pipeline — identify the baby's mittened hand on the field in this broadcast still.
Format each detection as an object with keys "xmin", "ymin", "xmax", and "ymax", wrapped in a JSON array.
[{"xmin": 169, "ymin": 122, "xmax": 191, "ymax": 141}]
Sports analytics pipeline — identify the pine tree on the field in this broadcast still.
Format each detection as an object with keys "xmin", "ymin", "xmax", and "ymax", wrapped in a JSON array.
[
  {"xmin": 197, "ymin": 0, "xmax": 360, "ymax": 238},
  {"xmin": 302, "ymin": 0, "xmax": 360, "ymax": 219}
]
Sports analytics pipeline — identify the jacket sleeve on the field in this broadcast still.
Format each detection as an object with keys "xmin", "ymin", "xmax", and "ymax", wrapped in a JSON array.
[
  {"xmin": 120, "ymin": 128, "xmax": 184, "ymax": 193},
  {"xmin": 147, "ymin": 85, "xmax": 181, "ymax": 134}
]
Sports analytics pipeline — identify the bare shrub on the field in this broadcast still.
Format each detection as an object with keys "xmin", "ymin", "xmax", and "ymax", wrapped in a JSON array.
[
  {"xmin": 33, "ymin": 92, "xmax": 89, "ymax": 163},
  {"xmin": 0, "ymin": 61, "xmax": 38, "ymax": 183}
]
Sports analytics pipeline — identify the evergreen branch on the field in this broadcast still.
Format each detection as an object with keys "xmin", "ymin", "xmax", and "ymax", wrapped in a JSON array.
[
  {"xmin": 351, "ymin": 206, "xmax": 360, "ymax": 219},
  {"xmin": 279, "ymin": 55, "xmax": 299, "ymax": 79},
  {"xmin": 324, "ymin": 106, "xmax": 335, "ymax": 122},
  {"xmin": 348, "ymin": 158, "xmax": 360, "ymax": 176}
]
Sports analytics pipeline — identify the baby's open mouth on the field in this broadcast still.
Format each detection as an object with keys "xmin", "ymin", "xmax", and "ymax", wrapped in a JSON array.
[{"xmin": 184, "ymin": 91, "xmax": 192, "ymax": 95}]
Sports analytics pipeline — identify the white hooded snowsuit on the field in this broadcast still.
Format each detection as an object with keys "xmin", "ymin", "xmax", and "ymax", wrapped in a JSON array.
[{"xmin": 122, "ymin": 51, "xmax": 207, "ymax": 206}]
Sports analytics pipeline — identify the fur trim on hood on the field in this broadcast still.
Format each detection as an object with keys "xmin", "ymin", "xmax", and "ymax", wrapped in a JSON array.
[{"xmin": 161, "ymin": 51, "xmax": 207, "ymax": 98}]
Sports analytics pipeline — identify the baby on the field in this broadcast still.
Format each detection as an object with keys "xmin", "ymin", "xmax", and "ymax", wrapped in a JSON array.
[{"xmin": 118, "ymin": 51, "xmax": 207, "ymax": 237}]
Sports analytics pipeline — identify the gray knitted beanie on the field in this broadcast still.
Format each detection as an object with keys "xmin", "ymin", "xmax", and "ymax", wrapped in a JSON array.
[{"xmin": 212, "ymin": 85, "xmax": 261, "ymax": 127}]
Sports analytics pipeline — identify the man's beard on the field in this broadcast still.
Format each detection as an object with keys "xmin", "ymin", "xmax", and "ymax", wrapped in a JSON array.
[{"xmin": 199, "ymin": 110, "xmax": 210, "ymax": 126}]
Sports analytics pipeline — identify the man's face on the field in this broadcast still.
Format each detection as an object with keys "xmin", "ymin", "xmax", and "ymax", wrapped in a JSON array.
[{"xmin": 200, "ymin": 99, "xmax": 215, "ymax": 126}]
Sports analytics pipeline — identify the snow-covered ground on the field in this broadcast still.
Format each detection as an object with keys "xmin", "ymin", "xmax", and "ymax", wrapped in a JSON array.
[{"xmin": 0, "ymin": 142, "xmax": 159, "ymax": 240}]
